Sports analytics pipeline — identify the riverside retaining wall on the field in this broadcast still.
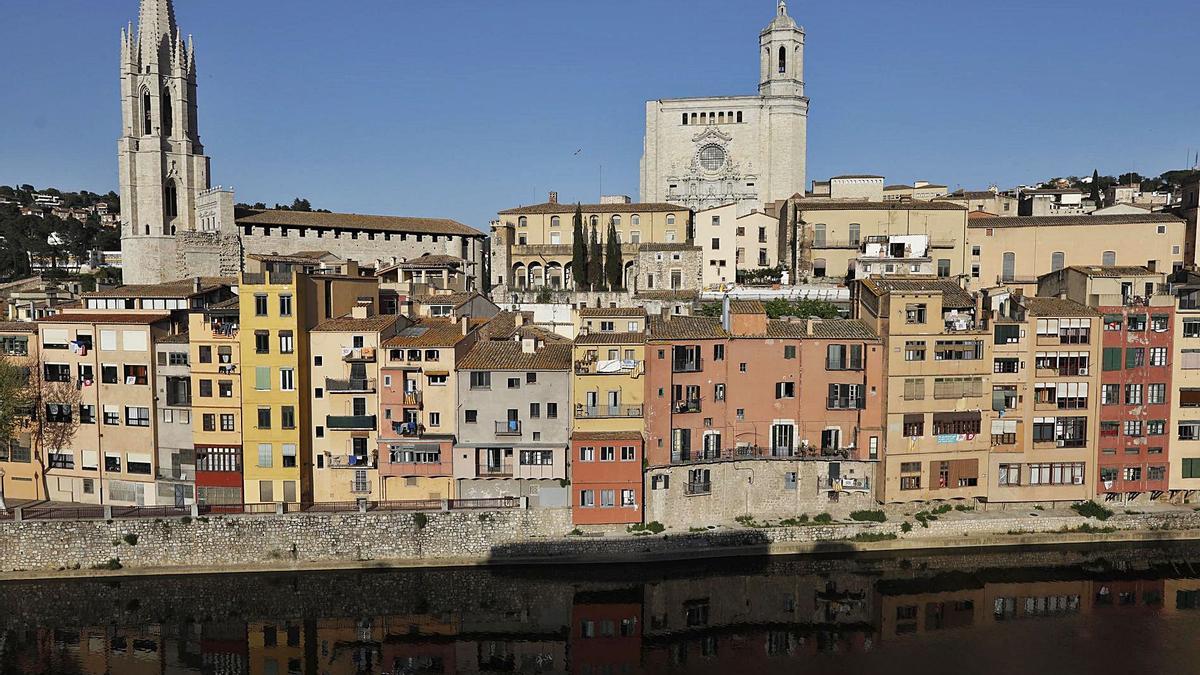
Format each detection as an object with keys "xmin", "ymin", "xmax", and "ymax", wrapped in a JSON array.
[{"xmin": 7, "ymin": 507, "xmax": 1200, "ymax": 575}]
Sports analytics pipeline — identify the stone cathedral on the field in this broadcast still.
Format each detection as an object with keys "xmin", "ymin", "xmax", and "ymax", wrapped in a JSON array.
[{"xmin": 640, "ymin": 1, "xmax": 809, "ymax": 212}]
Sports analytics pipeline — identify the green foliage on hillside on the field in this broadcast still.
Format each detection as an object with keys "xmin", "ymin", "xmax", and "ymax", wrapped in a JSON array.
[{"xmin": 699, "ymin": 298, "xmax": 842, "ymax": 320}]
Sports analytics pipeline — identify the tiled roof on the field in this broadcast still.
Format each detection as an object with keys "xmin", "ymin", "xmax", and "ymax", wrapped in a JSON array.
[
  {"xmin": 312, "ymin": 314, "xmax": 401, "ymax": 332},
  {"xmin": 634, "ymin": 290, "xmax": 699, "ymax": 301},
  {"xmin": 728, "ymin": 300, "xmax": 764, "ymax": 314},
  {"xmin": 84, "ymin": 277, "xmax": 235, "ymax": 298},
  {"xmin": 1022, "ymin": 296, "xmax": 1099, "ymax": 317},
  {"xmin": 498, "ymin": 202, "xmax": 685, "ymax": 215},
  {"xmin": 968, "ymin": 210, "xmax": 999, "ymax": 219},
  {"xmin": 246, "ymin": 251, "xmax": 335, "ymax": 264},
  {"xmin": 1061, "ymin": 265, "xmax": 1157, "ymax": 278},
  {"xmin": 208, "ymin": 297, "xmax": 240, "ymax": 310},
  {"xmin": 40, "ymin": 312, "xmax": 172, "ymax": 325},
  {"xmin": 578, "ymin": 307, "xmax": 647, "ymax": 318},
  {"xmin": 236, "ymin": 208, "xmax": 483, "ymax": 238},
  {"xmin": 478, "ymin": 311, "xmax": 524, "ymax": 340},
  {"xmin": 859, "ymin": 277, "xmax": 975, "ymax": 309},
  {"xmin": 399, "ymin": 254, "xmax": 464, "ymax": 268},
  {"xmin": 1023, "ymin": 188, "xmax": 1083, "ymax": 195},
  {"xmin": 414, "ymin": 292, "xmax": 476, "ymax": 308},
  {"xmin": 810, "ymin": 319, "xmax": 879, "ymax": 340},
  {"xmin": 383, "ymin": 320, "xmax": 469, "ymax": 348},
  {"xmin": 457, "ymin": 341, "xmax": 572, "ymax": 371},
  {"xmin": 0, "ymin": 321, "xmax": 37, "ymax": 333},
  {"xmin": 793, "ymin": 198, "xmax": 966, "ymax": 212},
  {"xmin": 572, "ymin": 431, "xmax": 644, "ymax": 442},
  {"xmin": 575, "ymin": 331, "xmax": 646, "ymax": 345},
  {"xmin": 968, "ymin": 213, "xmax": 1183, "ymax": 228},
  {"xmin": 647, "ymin": 315, "xmax": 728, "ymax": 340}
]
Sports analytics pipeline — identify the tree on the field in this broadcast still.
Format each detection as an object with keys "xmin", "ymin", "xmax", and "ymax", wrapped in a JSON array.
[
  {"xmin": 572, "ymin": 204, "xmax": 588, "ymax": 290},
  {"xmin": 291, "ymin": 198, "xmax": 312, "ymax": 212},
  {"xmin": 588, "ymin": 224, "xmax": 604, "ymax": 290},
  {"xmin": 24, "ymin": 364, "xmax": 81, "ymax": 499},
  {"xmin": 0, "ymin": 357, "xmax": 31, "ymax": 461},
  {"xmin": 605, "ymin": 222, "xmax": 623, "ymax": 290},
  {"xmin": 1089, "ymin": 169, "xmax": 1101, "ymax": 206}
]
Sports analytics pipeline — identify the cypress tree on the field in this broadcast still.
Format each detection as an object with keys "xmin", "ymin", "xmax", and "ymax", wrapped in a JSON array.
[
  {"xmin": 605, "ymin": 222, "xmax": 623, "ymax": 290},
  {"xmin": 572, "ymin": 204, "xmax": 587, "ymax": 290},
  {"xmin": 588, "ymin": 224, "xmax": 604, "ymax": 290},
  {"xmin": 1090, "ymin": 169, "xmax": 1102, "ymax": 206}
]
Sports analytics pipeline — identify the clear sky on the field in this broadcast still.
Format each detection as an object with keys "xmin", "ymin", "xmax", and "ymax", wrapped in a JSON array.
[{"xmin": 3, "ymin": 0, "xmax": 1198, "ymax": 231}]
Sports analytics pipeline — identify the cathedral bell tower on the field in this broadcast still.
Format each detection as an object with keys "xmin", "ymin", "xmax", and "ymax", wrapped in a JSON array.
[
  {"xmin": 118, "ymin": 0, "xmax": 211, "ymax": 284},
  {"xmin": 759, "ymin": 0, "xmax": 805, "ymax": 98}
]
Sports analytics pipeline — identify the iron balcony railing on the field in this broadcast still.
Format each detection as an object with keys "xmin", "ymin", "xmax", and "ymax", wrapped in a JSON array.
[
  {"xmin": 673, "ymin": 399, "xmax": 702, "ymax": 414},
  {"xmin": 325, "ymin": 378, "xmax": 376, "ymax": 393},
  {"xmin": 671, "ymin": 445, "xmax": 848, "ymax": 464},
  {"xmin": 685, "ymin": 481, "xmax": 712, "ymax": 495},
  {"xmin": 575, "ymin": 405, "xmax": 643, "ymax": 419},
  {"xmin": 478, "ymin": 462, "xmax": 513, "ymax": 477},
  {"xmin": 819, "ymin": 476, "xmax": 871, "ymax": 491},
  {"xmin": 330, "ymin": 453, "xmax": 377, "ymax": 469},
  {"xmin": 326, "ymin": 414, "xmax": 377, "ymax": 430},
  {"xmin": 495, "ymin": 420, "xmax": 522, "ymax": 436},
  {"xmin": 672, "ymin": 357, "xmax": 703, "ymax": 373},
  {"xmin": 826, "ymin": 397, "xmax": 865, "ymax": 410},
  {"xmin": 390, "ymin": 421, "xmax": 425, "ymax": 437}
]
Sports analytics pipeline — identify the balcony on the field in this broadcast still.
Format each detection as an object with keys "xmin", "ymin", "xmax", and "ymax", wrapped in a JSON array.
[
  {"xmin": 495, "ymin": 420, "xmax": 523, "ymax": 436},
  {"xmin": 672, "ymin": 358, "xmax": 703, "ymax": 374},
  {"xmin": 819, "ymin": 476, "xmax": 871, "ymax": 492},
  {"xmin": 477, "ymin": 462, "xmax": 513, "ymax": 477},
  {"xmin": 575, "ymin": 405, "xmax": 643, "ymax": 419},
  {"xmin": 685, "ymin": 481, "xmax": 712, "ymax": 495},
  {"xmin": 390, "ymin": 421, "xmax": 426, "ymax": 437},
  {"xmin": 330, "ymin": 452, "xmax": 377, "ymax": 469},
  {"xmin": 342, "ymin": 347, "xmax": 377, "ymax": 363},
  {"xmin": 401, "ymin": 390, "xmax": 423, "ymax": 407},
  {"xmin": 205, "ymin": 321, "xmax": 239, "ymax": 340},
  {"xmin": 811, "ymin": 240, "xmax": 860, "ymax": 250},
  {"xmin": 826, "ymin": 397, "xmax": 864, "ymax": 410},
  {"xmin": 242, "ymin": 270, "xmax": 294, "ymax": 285},
  {"xmin": 575, "ymin": 359, "xmax": 642, "ymax": 375},
  {"xmin": 671, "ymin": 445, "xmax": 845, "ymax": 464},
  {"xmin": 673, "ymin": 399, "xmax": 702, "ymax": 414},
  {"xmin": 326, "ymin": 414, "xmax": 377, "ymax": 430},
  {"xmin": 326, "ymin": 378, "xmax": 376, "ymax": 393}
]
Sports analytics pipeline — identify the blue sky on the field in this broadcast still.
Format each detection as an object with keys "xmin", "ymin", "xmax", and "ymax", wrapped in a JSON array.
[{"xmin": 3, "ymin": 0, "xmax": 1198, "ymax": 231}]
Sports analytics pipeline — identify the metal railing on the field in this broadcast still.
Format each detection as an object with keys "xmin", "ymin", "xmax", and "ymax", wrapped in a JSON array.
[
  {"xmin": 672, "ymin": 399, "xmax": 702, "ymax": 414},
  {"xmin": 826, "ymin": 397, "xmax": 864, "ymax": 410},
  {"xmin": 575, "ymin": 405, "xmax": 643, "ymax": 419},
  {"xmin": 819, "ymin": 476, "xmax": 871, "ymax": 491},
  {"xmin": 325, "ymin": 378, "xmax": 376, "ymax": 393},
  {"xmin": 671, "ymin": 445, "xmax": 848, "ymax": 464},
  {"xmin": 672, "ymin": 359, "xmax": 703, "ymax": 373},
  {"xmin": 495, "ymin": 420, "xmax": 522, "ymax": 436},
  {"xmin": 329, "ymin": 453, "xmax": 377, "ymax": 469},
  {"xmin": 685, "ymin": 481, "xmax": 712, "ymax": 495},
  {"xmin": 326, "ymin": 414, "xmax": 377, "ymax": 430},
  {"xmin": 477, "ymin": 462, "xmax": 514, "ymax": 477},
  {"xmin": 402, "ymin": 390, "xmax": 423, "ymax": 407}
]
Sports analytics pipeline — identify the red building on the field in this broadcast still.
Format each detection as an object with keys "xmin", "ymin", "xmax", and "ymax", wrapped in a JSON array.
[
  {"xmin": 1038, "ymin": 266, "xmax": 1173, "ymax": 501},
  {"xmin": 570, "ymin": 431, "xmax": 644, "ymax": 525}
]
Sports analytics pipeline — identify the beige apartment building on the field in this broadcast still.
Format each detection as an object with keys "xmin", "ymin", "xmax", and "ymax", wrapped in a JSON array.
[
  {"xmin": 0, "ymin": 321, "xmax": 40, "ymax": 501},
  {"xmin": 38, "ymin": 311, "xmax": 173, "ymax": 505},
  {"xmin": 309, "ymin": 309, "xmax": 404, "ymax": 503},
  {"xmin": 1170, "ymin": 269, "xmax": 1200, "ymax": 496},
  {"xmin": 936, "ymin": 188, "xmax": 1018, "ymax": 216},
  {"xmin": 967, "ymin": 213, "xmax": 1186, "ymax": 291},
  {"xmin": 491, "ymin": 193, "xmax": 692, "ymax": 294},
  {"xmin": 986, "ymin": 294, "xmax": 1099, "ymax": 505},
  {"xmin": 188, "ymin": 297, "xmax": 244, "ymax": 508},
  {"xmin": 772, "ymin": 197, "xmax": 969, "ymax": 283},
  {"xmin": 854, "ymin": 278, "xmax": 991, "ymax": 504},
  {"xmin": 694, "ymin": 203, "xmax": 780, "ymax": 288}
]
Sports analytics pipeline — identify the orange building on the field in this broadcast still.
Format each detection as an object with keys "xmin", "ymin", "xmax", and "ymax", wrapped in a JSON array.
[{"xmin": 571, "ymin": 431, "xmax": 644, "ymax": 525}]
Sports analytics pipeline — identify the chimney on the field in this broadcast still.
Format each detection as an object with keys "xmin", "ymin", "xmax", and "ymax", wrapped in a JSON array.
[
  {"xmin": 351, "ymin": 305, "xmax": 368, "ymax": 319},
  {"xmin": 807, "ymin": 318, "xmax": 815, "ymax": 335},
  {"xmin": 193, "ymin": 276, "xmax": 202, "ymax": 294},
  {"xmin": 521, "ymin": 336, "xmax": 538, "ymax": 354},
  {"xmin": 720, "ymin": 294, "xmax": 732, "ymax": 333},
  {"xmin": 460, "ymin": 315, "xmax": 469, "ymax": 336},
  {"xmin": 548, "ymin": 191, "xmax": 558, "ymax": 204}
]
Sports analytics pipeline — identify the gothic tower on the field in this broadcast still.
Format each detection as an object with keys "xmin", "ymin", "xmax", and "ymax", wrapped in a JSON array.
[
  {"xmin": 119, "ymin": 0, "xmax": 210, "ymax": 284},
  {"xmin": 759, "ymin": 1, "xmax": 805, "ymax": 98}
]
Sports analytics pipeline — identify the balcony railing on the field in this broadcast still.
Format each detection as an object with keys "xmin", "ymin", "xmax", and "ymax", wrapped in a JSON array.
[
  {"xmin": 672, "ymin": 359, "xmax": 703, "ymax": 374},
  {"xmin": 342, "ymin": 347, "xmax": 377, "ymax": 363},
  {"xmin": 575, "ymin": 359, "xmax": 642, "ymax": 375},
  {"xmin": 326, "ymin": 414, "xmax": 377, "ymax": 430},
  {"xmin": 673, "ymin": 399, "xmax": 702, "ymax": 414},
  {"xmin": 402, "ymin": 390, "xmax": 423, "ymax": 407},
  {"xmin": 205, "ymin": 322, "xmax": 239, "ymax": 339},
  {"xmin": 330, "ymin": 453, "xmax": 377, "ymax": 469},
  {"xmin": 685, "ymin": 481, "xmax": 712, "ymax": 495},
  {"xmin": 819, "ymin": 476, "xmax": 871, "ymax": 491},
  {"xmin": 826, "ymin": 397, "xmax": 864, "ymax": 410},
  {"xmin": 495, "ymin": 420, "xmax": 522, "ymax": 436},
  {"xmin": 671, "ymin": 445, "xmax": 846, "ymax": 464},
  {"xmin": 390, "ymin": 421, "xmax": 426, "ymax": 437},
  {"xmin": 326, "ymin": 378, "xmax": 376, "ymax": 393},
  {"xmin": 575, "ymin": 405, "xmax": 643, "ymax": 419},
  {"xmin": 242, "ymin": 271, "xmax": 293, "ymax": 285},
  {"xmin": 477, "ymin": 462, "xmax": 513, "ymax": 477}
]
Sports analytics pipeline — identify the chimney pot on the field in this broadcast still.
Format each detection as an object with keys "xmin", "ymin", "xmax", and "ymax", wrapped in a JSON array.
[{"xmin": 548, "ymin": 191, "xmax": 558, "ymax": 204}]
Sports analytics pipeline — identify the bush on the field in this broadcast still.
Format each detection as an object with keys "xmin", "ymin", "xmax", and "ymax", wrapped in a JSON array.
[
  {"xmin": 900, "ymin": 521, "xmax": 913, "ymax": 533},
  {"xmin": 1071, "ymin": 501, "xmax": 1114, "ymax": 521},
  {"xmin": 813, "ymin": 513, "xmax": 833, "ymax": 524},
  {"xmin": 931, "ymin": 504, "xmax": 953, "ymax": 515},
  {"xmin": 852, "ymin": 532, "xmax": 898, "ymax": 542},
  {"xmin": 413, "ymin": 513, "xmax": 428, "ymax": 529},
  {"xmin": 954, "ymin": 504, "xmax": 974, "ymax": 512},
  {"xmin": 180, "ymin": 516, "xmax": 192, "ymax": 524},
  {"xmin": 567, "ymin": 528, "xmax": 584, "ymax": 536},
  {"xmin": 122, "ymin": 533, "xmax": 139, "ymax": 546},
  {"xmin": 91, "ymin": 558, "xmax": 122, "ymax": 570},
  {"xmin": 849, "ymin": 510, "xmax": 886, "ymax": 523},
  {"xmin": 628, "ymin": 521, "xmax": 666, "ymax": 535}
]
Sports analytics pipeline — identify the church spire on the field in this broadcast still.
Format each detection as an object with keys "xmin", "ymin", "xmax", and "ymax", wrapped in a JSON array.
[
  {"xmin": 778, "ymin": 0, "xmax": 788, "ymax": 16},
  {"xmin": 138, "ymin": 0, "xmax": 178, "ymax": 60}
]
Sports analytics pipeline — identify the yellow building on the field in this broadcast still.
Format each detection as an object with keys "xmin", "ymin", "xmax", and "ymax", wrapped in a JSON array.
[
  {"xmin": 309, "ymin": 308, "xmax": 404, "ymax": 502},
  {"xmin": 572, "ymin": 308, "xmax": 648, "ymax": 435},
  {"xmin": 240, "ymin": 261, "xmax": 380, "ymax": 505},
  {"xmin": 0, "ymin": 321, "xmax": 40, "ymax": 501},
  {"xmin": 188, "ymin": 297, "xmax": 244, "ymax": 507}
]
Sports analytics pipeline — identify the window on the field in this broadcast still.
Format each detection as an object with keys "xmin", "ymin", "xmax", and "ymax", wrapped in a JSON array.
[
  {"xmin": 257, "ymin": 444, "xmax": 273, "ymax": 468},
  {"xmin": 998, "ymin": 463, "xmax": 1021, "ymax": 486},
  {"xmin": 905, "ymin": 304, "xmax": 926, "ymax": 324},
  {"xmin": 714, "ymin": 383, "xmax": 725, "ymax": 400},
  {"xmin": 1102, "ymin": 250, "xmax": 1116, "ymax": 266},
  {"xmin": 1126, "ymin": 348, "xmax": 1145, "ymax": 368},
  {"xmin": 508, "ymin": 377, "xmax": 520, "ymax": 389},
  {"xmin": 202, "ymin": 414, "xmax": 216, "ymax": 431},
  {"xmin": 1001, "ymin": 252, "xmax": 1016, "ymax": 282},
  {"xmin": 255, "ymin": 331, "xmax": 269, "ymax": 354},
  {"xmin": 600, "ymin": 446, "xmax": 615, "ymax": 461},
  {"xmin": 1183, "ymin": 458, "xmax": 1200, "ymax": 478},
  {"xmin": 621, "ymin": 445, "xmax": 636, "ymax": 461},
  {"xmin": 44, "ymin": 363, "xmax": 70, "ymax": 382},
  {"xmin": 1148, "ymin": 383, "xmax": 1166, "ymax": 404},
  {"xmin": 125, "ymin": 406, "xmax": 150, "ymax": 427},
  {"xmin": 775, "ymin": 381, "xmax": 796, "ymax": 399},
  {"xmin": 580, "ymin": 490, "xmax": 595, "ymax": 508},
  {"xmin": 123, "ymin": 365, "xmax": 148, "ymax": 385},
  {"xmin": 713, "ymin": 344, "xmax": 724, "ymax": 361},
  {"xmin": 103, "ymin": 405, "xmax": 119, "ymax": 425},
  {"xmin": 903, "ymin": 414, "xmax": 924, "ymax": 437},
  {"xmin": 828, "ymin": 383, "xmax": 863, "ymax": 409},
  {"xmin": 937, "ymin": 259, "xmax": 951, "ymax": 278},
  {"xmin": 470, "ymin": 371, "xmax": 491, "ymax": 389},
  {"xmin": 1050, "ymin": 251, "xmax": 1065, "ymax": 271},
  {"xmin": 1151, "ymin": 314, "xmax": 1169, "ymax": 332},
  {"xmin": 1126, "ymin": 384, "xmax": 1143, "ymax": 405},
  {"xmin": 529, "ymin": 402, "xmax": 540, "ymax": 418},
  {"xmin": 1101, "ymin": 383, "xmax": 1120, "ymax": 405},
  {"xmin": 994, "ymin": 357, "xmax": 1019, "ymax": 373},
  {"xmin": 1185, "ymin": 320, "xmax": 1200, "ymax": 338},
  {"xmin": 600, "ymin": 489, "xmax": 615, "ymax": 507},
  {"xmin": 1027, "ymin": 462, "xmax": 1085, "ymax": 485},
  {"xmin": 784, "ymin": 345, "xmax": 797, "ymax": 360},
  {"xmin": 1127, "ymin": 314, "xmax": 1147, "ymax": 332},
  {"xmin": 520, "ymin": 450, "xmax": 553, "ymax": 465},
  {"xmin": 580, "ymin": 446, "xmax": 594, "ymax": 462},
  {"xmin": 254, "ymin": 294, "xmax": 268, "ymax": 317},
  {"xmin": 282, "ymin": 444, "xmax": 297, "ymax": 468},
  {"xmin": 257, "ymin": 407, "xmax": 272, "ymax": 429},
  {"xmin": 1149, "ymin": 419, "xmax": 1166, "ymax": 435},
  {"xmin": 903, "ymin": 378, "xmax": 925, "ymax": 401},
  {"xmin": 934, "ymin": 340, "xmax": 982, "ymax": 361},
  {"xmin": 826, "ymin": 344, "xmax": 863, "ymax": 370},
  {"xmin": 1102, "ymin": 348, "xmax": 1122, "ymax": 371},
  {"xmin": 900, "ymin": 462, "xmax": 921, "ymax": 490},
  {"xmin": 221, "ymin": 414, "xmax": 235, "ymax": 431},
  {"xmin": 281, "ymin": 406, "xmax": 295, "ymax": 429},
  {"xmin": 79, "ymin": 405, "xmax": 95, "ymax": 424},
  {"xmin": 465, "ymin": 410, "xmax": 477, "ymax": 424},
  {"xmin": 279, "ymin": 368, "xmax": 295, "ymax": 391},
  {"xmin": 933, "ymin": 377, "xmax": 983, "ymax": 399},
  {"xmin": 904, "ymin": 341, "xmax": 925, "ymax": 361},
  {"xmin": 1125, "ymin": 420, "xmax": 1144, "ymax": 437},
  {"xmin": 1150, "ymin": 347, "xmax": 1167, "ymax": 366},
  {"xmin": 278, "ymin": 294, "xmax": 293, "ymax": 317},
  {"xmin": 547, "ymin": 402, "xmax": 558, "ymax": 418},
  {"xmin": 279, "ymin": 331, "xmax": 294, "ymax": 354}
]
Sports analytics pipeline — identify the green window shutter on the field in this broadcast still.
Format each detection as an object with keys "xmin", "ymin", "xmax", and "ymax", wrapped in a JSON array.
[
  {"xmin": 255, "ymin": 366, "xmax": 270, "ymax": 391},
  {"xmin": 1103, "ymin": 348, "xmax": 1121, "ymax": 371}
]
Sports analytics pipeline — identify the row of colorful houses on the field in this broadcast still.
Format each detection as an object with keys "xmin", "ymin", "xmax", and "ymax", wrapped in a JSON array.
[{"xmin": 5, "ymin": 259, "xmax": 1200, "ymax": 526}]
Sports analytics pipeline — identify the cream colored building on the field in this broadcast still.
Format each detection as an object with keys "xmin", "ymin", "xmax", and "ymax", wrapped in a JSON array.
[
  {"xmin": 695, "ymin": 204, "xmax": 780, "ymax": 288},
  {"xmin": 854, "ymin": 278, "xmax": 991, "ymax": 504},
  {"xmin": 936, "ymin": 188, "xmax": 1018, "ymax": 216},
  {"xmin": 1170, "ymin": 269, "xmax": 1200, "ymax": 496},
  {"xmin": 640, "ymin": 2, "xmax": 808, "ymax": 211},
  {"xmin": 0, "ymin": 321, "xmax": 40, "ymax": 501},
  {"xmin": 883, "ymin": 181, "xmax": 948, "ymax": 202},
  {"xmin": 967, "ymin": 213, "xmax": 1186, "ymax": 291}
]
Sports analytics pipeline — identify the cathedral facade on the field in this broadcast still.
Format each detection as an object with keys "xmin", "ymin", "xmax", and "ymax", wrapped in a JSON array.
[{"xmin": 640, "ymin": 1, "xmax": 809, "ymax": 212}]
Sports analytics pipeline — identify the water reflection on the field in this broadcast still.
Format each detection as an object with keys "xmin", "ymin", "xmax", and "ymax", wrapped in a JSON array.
[{"xmin": 5, "ymin": 542, "xmax": 1200, "ymax": 674}]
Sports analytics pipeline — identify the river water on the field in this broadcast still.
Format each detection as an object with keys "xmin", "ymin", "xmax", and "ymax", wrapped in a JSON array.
[{"xmin": 4, "ymin": 541, "xmax": 1200, "ymax": 674}]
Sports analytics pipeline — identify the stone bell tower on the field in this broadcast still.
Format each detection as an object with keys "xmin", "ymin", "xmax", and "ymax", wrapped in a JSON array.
[{"xmin": 118, "ymin": 0, "xmax": 211, "ymax": 284}]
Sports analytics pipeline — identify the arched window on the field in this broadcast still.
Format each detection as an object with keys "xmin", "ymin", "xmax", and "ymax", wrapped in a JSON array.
[
  {"xmin": 666, "ymin": 214, "xmax": 676, "ymax": 225},
  {"xmin": 1102, "ymin": 250, "xmax": 1117, "ymax": 266},
  {"xmin": 682, "ymin": 113, "xmax": 688, "ymax": 125},
  {"xmin": 164, "ymin": 180, "xmax": 179, "ymax": 220},
  {"xmin": 813, "ymin": 258, "xmax": 827, "ymax": 277},
  {"xmin": 161, "ymin": 88, "xmax": 173, "ymax": 137},
  {"xmin": 736, "ymin": 111, "xmax": 743, "ymax": 123},
  {"xmin": 631, "ymin": 214, "xmax": 640, "ymax": 226},
  {"xmin": 1002, "ymin": 252, "xmax": 1016, "ymax": 282},
  {"xmin": 778, "ymin": 46, "xmax": 787, "ymax": 74},
  {"xmin": 517, "ymin": 216, "xmax": 527, "ymax": 228},
  {"xmin": 1051, "ymin": 251, "xmax": 1065, "ymax": 271},
  {"xmin": 142, "ymin": 89, "xmax": 153, "ymax": 135},
  {"xmin": 550, "ymin": 215, "xmax": 560, "ymax": 227},
  {"xmin": 590, "ymin": 215, "xmax": 599, "ymax": 227},
  {"xmin": 611, "ymin": 215, "xmax": 621, "ymax": 227}
]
